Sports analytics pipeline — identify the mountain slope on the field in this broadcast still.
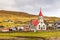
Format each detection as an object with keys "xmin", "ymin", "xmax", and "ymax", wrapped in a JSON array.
[{"xmin": 0, "ymin": 10, "xmax": 60, "ymax": 22}]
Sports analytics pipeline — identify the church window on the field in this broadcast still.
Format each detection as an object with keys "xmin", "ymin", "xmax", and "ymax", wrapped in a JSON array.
[
  {"xmin": 39, "ymin": 25, "xmax": 40, "ymax": 29},
  {"xmin": 43, "ymin": 25, "xmax": 45, "ymax": 29},
  {"xmin": 41, "ymin": 22, "xmax": 43, "ymax": 23}
]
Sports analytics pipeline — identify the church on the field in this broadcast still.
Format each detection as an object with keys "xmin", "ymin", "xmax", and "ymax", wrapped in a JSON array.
[{"xmin": 30, "ymin": 9, "xmax": 46, "ymax": 30}]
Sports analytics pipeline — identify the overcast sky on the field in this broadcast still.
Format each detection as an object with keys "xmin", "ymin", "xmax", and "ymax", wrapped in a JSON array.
[{"xmin": 0, "ymin": 0, "xmax": 60, "ymax": 17}]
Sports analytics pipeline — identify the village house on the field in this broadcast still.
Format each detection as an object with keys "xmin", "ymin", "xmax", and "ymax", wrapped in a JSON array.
[
  {"xmin": 0, "ymin": 25, "xmax": 4, "ymax": 32},
  {"xmin": 47, "ymin": 22, "xmax": 54, "ymax": 27},
  {"xmin": 54, "ymin": 21, "xmax": 60, "ymax": 30},
  {"xmin": 29, "ymin": 9, "xmax": 46, "ymax": 32},
  {"xmin": 9, "ymin": 26, "xmax": 17, "ymax": 31},
  {"xmin": 3, "ymin": 20, "xmax": 9, "ymax": 22},
  {"xmin": 29, "ymin": 23, "xmax": 35, "ymax": 31},
  {"xmin": 24, "ymin": 26, "xmax": 30, "ymax": 31},
  {"xmin": 46, "ymin": 22, "xmax": 54, "ymax": 30},
  {"xmin": 17, "ymin": 26, "xmax": 24, "ymax": 31},
  {"xmin": 3, "ymin": 20, "xmax": 13, "ymax": 23},
  {"xmin": 2, "ymin": 28, "xmax": 9, "ymax": 32}
]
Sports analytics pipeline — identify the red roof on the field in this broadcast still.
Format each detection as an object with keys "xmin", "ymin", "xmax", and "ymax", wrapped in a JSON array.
[
  {"xmin": 39, "ymin": 9, "xmax": 43, "ymax": 16},
  {"xmin": 32, "ymin": 20, "xmax": 39, "ymax": 26},
  {"xmin": 3, "ymin": 28, "xmax": 9, "ymax": 30}
]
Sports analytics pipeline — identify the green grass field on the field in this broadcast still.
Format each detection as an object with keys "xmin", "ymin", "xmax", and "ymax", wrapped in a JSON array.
[{"xmin": 0, "ymin": 30, "xmax": 60, "ymax": 39}]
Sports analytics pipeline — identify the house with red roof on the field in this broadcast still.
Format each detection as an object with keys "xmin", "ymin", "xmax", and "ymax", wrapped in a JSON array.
[
  {"xmin": 2, "ymin": 28, "xmax": 9, "ymax": 32},
  {"xmin": 31, "ymin": 9, "xmax": 46, "ymax": 31}
]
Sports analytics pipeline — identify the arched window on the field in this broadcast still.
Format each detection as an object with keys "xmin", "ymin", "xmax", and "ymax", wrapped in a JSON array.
[
  {"xmin": 39, "ymin": 25, "xmax": 40, "ymax": 29},
  {"xmin": 43, "ymin": 25, "xmax": 45, "ymax": 29}
]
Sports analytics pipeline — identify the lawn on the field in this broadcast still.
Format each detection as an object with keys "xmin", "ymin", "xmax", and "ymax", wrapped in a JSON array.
[{"xmin": 0, "ymin": 30, "xmax": 60, "ymax": 39}]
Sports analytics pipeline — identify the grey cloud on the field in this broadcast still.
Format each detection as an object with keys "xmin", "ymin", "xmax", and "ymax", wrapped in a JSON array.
[{"xmin": 0, "ymin": 0, "xmax": 60, "ymax": 17}]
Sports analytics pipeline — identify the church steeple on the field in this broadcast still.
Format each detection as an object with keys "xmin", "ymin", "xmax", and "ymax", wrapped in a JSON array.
[
  {"xmin": 39, "ymin": 8, "xmax": 43, "ymax": 16},
  {"xmin": 38, "ymin": 8, "xmax": 44, "ymax": 23}
]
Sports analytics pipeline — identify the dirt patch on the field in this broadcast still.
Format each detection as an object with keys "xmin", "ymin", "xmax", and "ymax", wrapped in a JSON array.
[
  {"xmin": 16, "ymin": 36, "xmax": 46, "ymax": 40},
  {"xmin": 0, "ymin": 36, "xmax": 46, "ymax": 40},
  {"xmin": 0, "ymin": 38, "xmax": 45, "ymax": 40},
  {"xmin": 1, "ymin": 37, "xmax": 60, "ymax": 40},
  {"xmin": 48, "ymin": 37, "xmax": 60, "ymax": 40}
]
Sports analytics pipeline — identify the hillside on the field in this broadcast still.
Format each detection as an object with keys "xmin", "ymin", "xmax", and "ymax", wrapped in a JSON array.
[
  {"xmin": 0, "ymin": 10, "xmax": 60, "ymax": 22},
  {"xmin": 0, "ymin": 10, "xmax": 37, "ymax": 17},
  {"xmin": 0, "ymin": 10, "xmax": 37, "ymax": 22}
]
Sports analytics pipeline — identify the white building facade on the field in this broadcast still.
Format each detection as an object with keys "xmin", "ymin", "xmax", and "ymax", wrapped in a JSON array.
[{"xmin": 36, "ymin": 9, "xmax": 46, "ymax": 30}]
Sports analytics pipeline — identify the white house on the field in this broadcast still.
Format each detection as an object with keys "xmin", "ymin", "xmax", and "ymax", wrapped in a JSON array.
[
  {"xmin": 9, "ymin": 26, "xmax": 17, "ymax": 31},
  {"xmin": 17, "ymin": 26, "xmax": 24, "ymax": 31}
]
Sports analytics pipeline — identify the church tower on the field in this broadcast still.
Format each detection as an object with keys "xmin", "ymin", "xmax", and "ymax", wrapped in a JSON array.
[
  {"xmin": 36, "ymin": 9, "xmax": 46, "ymax": 30},
  {"xmin": 38, "ymin": 9, "xmax": 44, "ymax": 23}
]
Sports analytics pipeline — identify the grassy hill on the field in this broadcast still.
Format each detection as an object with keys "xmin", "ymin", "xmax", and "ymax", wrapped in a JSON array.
[
  {"xmin": 0, "ymin": 10, "xmax": 60, "ymax": 21},
  {"xmin": 0, "ymin": 10, "xmax": 37, "ymax": 22},
  {"xmin": 0, "ymin": 10, "xmax": 60, "ymax": 27}
]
